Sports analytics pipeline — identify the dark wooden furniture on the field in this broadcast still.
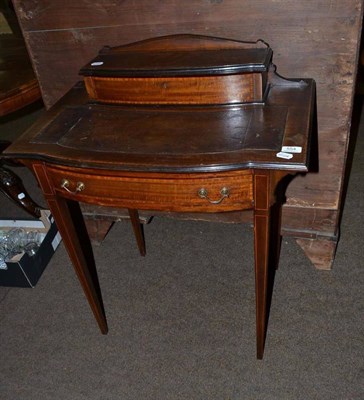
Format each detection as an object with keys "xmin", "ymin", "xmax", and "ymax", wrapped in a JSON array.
[
  {"xmin": 4, "ymin": 35, "xmax": 315, "ymax": 359},
  {"xmin": 11, "ymin": 0, "xmax": 362, "ymax": 269},
  {"xmin": 0, "ymin": 34, "xmax": 41, "ymax": 117},
  {"xmin": 0, "ymin": 10, "xmax": 42, "ymax": 218}
]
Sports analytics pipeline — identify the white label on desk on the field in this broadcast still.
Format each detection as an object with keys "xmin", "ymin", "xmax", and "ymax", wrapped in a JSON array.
[
  {"xmin": 281, "ymin": 146, "xmax": 302, "ymax": 153},
  {"xmin": 17, "ymin": 192, "xmax": 25, "ymax": 200},
  {"xmin": 91, "ymin": 61, "xmax": 104, "ymax": 66},
  {"xmin": 276, "ymin": 152, "xmax": 293, "ymax": 159}
]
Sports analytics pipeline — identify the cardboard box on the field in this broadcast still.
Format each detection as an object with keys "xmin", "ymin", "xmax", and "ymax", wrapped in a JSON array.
[{"xmin": 0, "ymin": 210, "xmax": 61, "ymax": 287}]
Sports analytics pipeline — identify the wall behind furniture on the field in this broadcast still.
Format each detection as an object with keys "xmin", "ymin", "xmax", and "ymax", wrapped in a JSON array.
[{"xmin": 12, "ymin": 0, "xmax": 364, "ymax": 269}]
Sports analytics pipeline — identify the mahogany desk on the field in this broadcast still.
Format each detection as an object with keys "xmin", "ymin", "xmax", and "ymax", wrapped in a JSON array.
[{"xmin": 4, "ymin": 35, "xmax": 315, "ymax": 359}]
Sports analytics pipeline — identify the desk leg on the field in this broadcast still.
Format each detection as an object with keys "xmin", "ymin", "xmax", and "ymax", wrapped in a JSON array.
[
  {"xmin": 253, "ymin": 171, "xmax": 274, "ymax": 359},
  {"xmin": 47, "ymin": 195, "xmax": 108, "ymax": 334},
  {"xmin": 128, "ymin": 209, "xmax": 146, "ymax": 256},
  {"xmin": 253, "ymin": 170, "xmax": 287, "ymax": 359}
]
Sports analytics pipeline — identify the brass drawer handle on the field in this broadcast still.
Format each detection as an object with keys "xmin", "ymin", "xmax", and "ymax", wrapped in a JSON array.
[
  {"xmin": 61, "ymin": 179, "xmax": 85, "ymax": 195},
  {"xmin": 197, "ymin": 187, "xmax": 230, "ymax": 204}
]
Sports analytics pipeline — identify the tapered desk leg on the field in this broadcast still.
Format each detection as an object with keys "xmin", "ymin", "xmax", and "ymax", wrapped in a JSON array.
[
  {"xmin": 253, "ymin": 171, "xmax": 273, "ymax": 360},
  {"xmin": 253, "ymin": 170, "xmax": 288, "ymax": 359},
  {"xmin": 128, "ymin": 209, "xmax": 146, "ymax": 256},
  {"xmin": 47, "ymin": 195, "xmax": 108, "ymax": 334},
  {"xmin": 273, "ymin": 202, "xmax": 282, "ymax": 270}
]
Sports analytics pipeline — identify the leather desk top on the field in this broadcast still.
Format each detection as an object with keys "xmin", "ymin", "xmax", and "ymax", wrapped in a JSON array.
[{"xmin": 4, "ymin": 79, "xmax": 315, "ymax": 174}]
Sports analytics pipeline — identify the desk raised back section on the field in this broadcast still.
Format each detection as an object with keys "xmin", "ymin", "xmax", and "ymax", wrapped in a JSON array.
[{"xmin": 80, "ymin": 35, "xmax": 272, "ymax": 105}]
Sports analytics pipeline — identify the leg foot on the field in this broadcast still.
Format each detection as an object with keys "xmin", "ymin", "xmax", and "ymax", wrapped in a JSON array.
[
  {"xmin": 296, "ymin": 236, "xmax": 338, "ymax": 270},
  {"xmin": 84, "ymin": 217, "xmax": 113, "ymax": 245}
]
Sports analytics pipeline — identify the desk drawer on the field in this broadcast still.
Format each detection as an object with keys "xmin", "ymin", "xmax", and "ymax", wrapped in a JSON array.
[{"xmin": 46, "ymin": 166, "xmax": 253, "ymax": 212}]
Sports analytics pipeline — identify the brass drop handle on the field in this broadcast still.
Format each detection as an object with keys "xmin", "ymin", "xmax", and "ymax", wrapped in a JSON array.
[
  {"xmin": 197, "ymin": 187, "xmax": 230, "ymax": 204},
  {"xmin": 61, "ymin": 179, "xmax": 85, "ymax": 195}
]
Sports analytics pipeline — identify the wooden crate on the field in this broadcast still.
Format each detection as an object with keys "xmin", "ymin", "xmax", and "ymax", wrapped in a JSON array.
[{"xmin": 12, "ymin": 0, "xmax": 364, "ymax": 269}]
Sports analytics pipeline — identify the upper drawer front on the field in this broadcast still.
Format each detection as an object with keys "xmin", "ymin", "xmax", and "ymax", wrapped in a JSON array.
[
  {"xmin": 84, "ymin": 74, "xmax": 264, "ymax": 105},
  {"xmin": 46, "ymin": 167, "xmax": 253, "ymax": 213}
]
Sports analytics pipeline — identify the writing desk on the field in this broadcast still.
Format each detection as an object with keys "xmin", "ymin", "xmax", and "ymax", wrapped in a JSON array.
[{"xmin": 4, "ymin": 35, "xmax": 315, "ymax": 359}]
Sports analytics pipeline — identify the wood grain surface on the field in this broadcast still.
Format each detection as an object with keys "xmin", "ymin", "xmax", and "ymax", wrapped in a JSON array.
[{"xmin": 84, "ymin": 74, "xmax": 263, "ymax": 105}]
